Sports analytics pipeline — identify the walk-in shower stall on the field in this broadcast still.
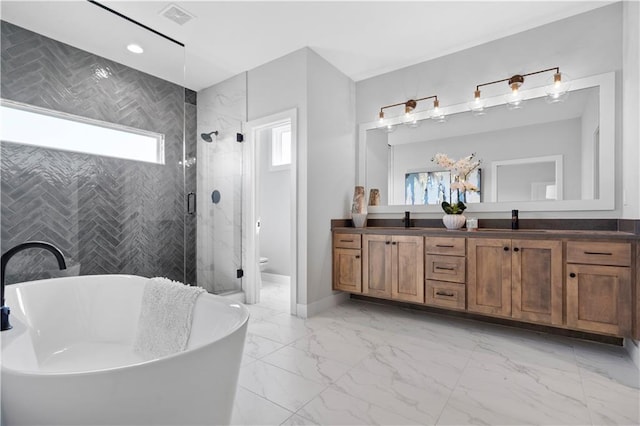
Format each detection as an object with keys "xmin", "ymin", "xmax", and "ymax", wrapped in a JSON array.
[{"xmin": 0, "ymin": 2, "xmax": 243, "ymax": 296}]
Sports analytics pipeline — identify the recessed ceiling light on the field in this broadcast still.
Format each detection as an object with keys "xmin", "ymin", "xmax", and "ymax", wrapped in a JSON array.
[{"xmin": 127, "ymin": 43, "xmax": 144, "ymax": 54}]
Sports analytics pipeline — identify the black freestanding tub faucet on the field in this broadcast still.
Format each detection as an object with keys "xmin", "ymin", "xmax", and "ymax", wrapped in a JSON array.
[{"xmin": 1, "ymin": 241, "xmax": 67, "ymax": 331}]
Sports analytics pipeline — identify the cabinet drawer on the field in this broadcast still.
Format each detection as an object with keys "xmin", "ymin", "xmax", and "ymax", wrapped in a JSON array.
[
  {"xmin": 566, "ymin": 241, "xmax": 631, "ymax": 267},
  {"xmin": 333, "ymin": 233, "xmax": 362, "ymax": 249},
  {"xmin": 425, "ymin": 280, "xmax": 466, "ymax": 310},
  {"xmin": 425, "ymin": 254, "xmax": 466, "ymax": 283},
  {"xmin": 425, "ymin": 237, "xmax": 466, "ymax": 256}
]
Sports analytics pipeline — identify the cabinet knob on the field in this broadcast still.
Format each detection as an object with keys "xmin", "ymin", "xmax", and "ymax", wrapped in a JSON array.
[
  {"xmin": 569, "ymin": 272, "xmax": 576, "ymax": 278},
  {"xmin": 392, "ymin": 242, "xmax": 397, "ymax": 245},
  {"xmin": 355, "ymin": 255, "xmax": 360, "ymax": 259},
  {"xmin": 513, "ymin": 247, "xmax": 520, "ymax": 252},
  {"xmin": 504, "ymin": 247, "xmax": 509, "ymax": 251},
  {"xmin": 385, "ymin": 241, "xmax": 390, "ymax": 245}
]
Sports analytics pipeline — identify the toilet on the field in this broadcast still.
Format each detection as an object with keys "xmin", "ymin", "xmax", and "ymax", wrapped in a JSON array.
[{"xmin": 259, "ymin": 257, "xmax": 269, "ymax": 272}]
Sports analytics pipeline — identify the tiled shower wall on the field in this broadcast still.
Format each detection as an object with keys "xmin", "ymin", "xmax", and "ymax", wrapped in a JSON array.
[
  {"xmin": 0, "ymin": 21, "xmax": 196, "ymax": 284},
  {"xmin": 196, "ymin": 73, "xmax": 246, "ymax": 294}
]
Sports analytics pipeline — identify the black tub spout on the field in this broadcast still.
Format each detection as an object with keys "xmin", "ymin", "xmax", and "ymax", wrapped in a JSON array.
[{"xmin": 1, "ymin": 241, "xmax": 67, "ymax": 331}]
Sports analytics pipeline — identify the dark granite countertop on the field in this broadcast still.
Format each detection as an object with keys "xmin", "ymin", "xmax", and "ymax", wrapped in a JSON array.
[{"xmin": 332, "ymin": 226, "xmax": 638, "ymax": 241}]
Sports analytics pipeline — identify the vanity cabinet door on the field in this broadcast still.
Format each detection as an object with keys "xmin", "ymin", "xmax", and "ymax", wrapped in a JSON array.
[
  {"xmin": 363, "ymin": 234, "xmax": 392, "ymax": 298},
  {"xmin": 511, "ymin": 239, "xmax": 563, "ymax": 325},
  {"xmin": 467, "ymin": 238, "xmax": 512, "ymax": 317},
  {"xmin": 391, "ymin": 235, "xmax": 424, "ymax": 303},
  {"xmin": 333, "ymin": 248, "xmax": 362, "ymax": 293},
  {"xmin": 566, "ymin": 264, "xmax": 632, "ymax": 336}
]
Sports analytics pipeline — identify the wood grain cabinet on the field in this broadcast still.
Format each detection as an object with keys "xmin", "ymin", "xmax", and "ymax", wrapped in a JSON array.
[
  {"xmin": 425, "ymin": 237, "xmax": 466, "ymax": 310},
  {"xmin": 566, "ymin": 241, "xmax": 632, "ymax": 336},
  {"xmin": 363, "ymin": 234, "xmax": 424, "ymax": 303},
  {"xmin": 467, "ymin": 238, "xmax": 563, "ymax": 325},
  {"xmin": 332, "ymin": 233, "xmax": 362, "ymax": 293},
  {"xmin": 332, "ymin": 228, "xmax": 637, "ymax": 339}
]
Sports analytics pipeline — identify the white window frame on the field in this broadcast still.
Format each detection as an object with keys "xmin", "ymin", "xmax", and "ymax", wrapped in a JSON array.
[
  {"xmin": 269, "ymin": 123, "xmax": 291, "ymax": 171},
  {"xmin": 1, "ymin": 99, "xmax": 165, "ymax": 164}
]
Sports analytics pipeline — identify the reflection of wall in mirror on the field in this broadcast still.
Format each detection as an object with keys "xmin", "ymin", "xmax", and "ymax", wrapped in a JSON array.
[
  {"xmin": 581, "ymin": 88, "xmax": 599, "ymax": 200},
  {"xmin": 496, "ymin": 162, "xmax": 556, "ymax": 202},
  {"xmin": 389, "ymin": 119, "xmax": 581, "ymax": 205},
  {"xmin": 365, "ymin": 129, "xmax": 389, "ymax": 205}
]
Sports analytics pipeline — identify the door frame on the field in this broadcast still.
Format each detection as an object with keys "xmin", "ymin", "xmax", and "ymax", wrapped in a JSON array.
[{"xmin": 243, "ymin": 108, "xmax": 298, "ymax": 314}]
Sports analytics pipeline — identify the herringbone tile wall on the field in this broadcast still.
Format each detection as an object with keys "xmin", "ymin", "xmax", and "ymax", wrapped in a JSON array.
[{"xmin": 1, "ymin": 21, "xmax": 196, "ymax": 285}]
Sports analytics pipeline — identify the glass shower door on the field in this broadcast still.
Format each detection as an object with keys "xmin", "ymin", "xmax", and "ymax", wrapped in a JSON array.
[
  {"xmin": 0, "ymin": 2, "xmax": 189, "ymax": 284},
  {"xmin": 195, "ymin": 73, "xmax": 246, "ymax": 294}
]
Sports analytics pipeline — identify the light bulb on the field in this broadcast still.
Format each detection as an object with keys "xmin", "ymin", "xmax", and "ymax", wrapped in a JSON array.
[
  {"xmin": 384, "ymin": 124, "xmax": 396, "ymax": 133},
  {"xmin": 506, "ymin": 88, "xmax": 524, "ymax": 110},
  {"xmin": 545, "ymin": 72, "xmax": 571, "ymax": 103},
  {"xmin": 467, "ymin": 89, "xmax": 486, "ymax": 116},
  {"xmin": 430, "ymin": 99, "xmax": 446, "ymax": 123}
]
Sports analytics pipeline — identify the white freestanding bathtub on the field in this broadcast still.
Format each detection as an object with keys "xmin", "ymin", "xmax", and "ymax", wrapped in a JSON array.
[{"xmin": 1, "ymin": 275, "xmax": 249, "ymax": 425}]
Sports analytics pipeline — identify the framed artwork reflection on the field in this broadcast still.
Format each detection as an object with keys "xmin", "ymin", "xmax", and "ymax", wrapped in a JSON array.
[{"xmin": 405, "ymin": 168, "xmax": 481, "ymax": 205}]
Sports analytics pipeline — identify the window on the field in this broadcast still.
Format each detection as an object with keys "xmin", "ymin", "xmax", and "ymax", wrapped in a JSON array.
[
  {"xmin": 270, "ymin": 123, "xmax": 291, "ymax": 170},
  {"xmin": 0, "ymin": 99, "xmax": 165, "ymax": 164}
]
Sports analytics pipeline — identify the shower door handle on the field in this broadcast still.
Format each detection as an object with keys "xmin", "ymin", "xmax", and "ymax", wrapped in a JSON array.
[{"xmin": 187, "ymin": 192, "xmax": 196, "ymax": 215}]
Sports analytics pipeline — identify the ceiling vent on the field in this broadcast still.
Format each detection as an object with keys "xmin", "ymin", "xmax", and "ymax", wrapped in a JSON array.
[{"xmin": 159, "ymin": 4, "xmax": 195, "ymax": 26}]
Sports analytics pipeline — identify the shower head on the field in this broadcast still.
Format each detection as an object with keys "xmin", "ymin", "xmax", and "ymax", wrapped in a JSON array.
[{"xmin": 200, "ymin": 131, "xmax": 218, "ymax": 142}]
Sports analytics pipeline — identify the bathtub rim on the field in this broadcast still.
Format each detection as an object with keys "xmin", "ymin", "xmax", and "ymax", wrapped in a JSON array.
[{"xmin": 1, "ymin": 274, "xmax": 250, "ymax": 377}]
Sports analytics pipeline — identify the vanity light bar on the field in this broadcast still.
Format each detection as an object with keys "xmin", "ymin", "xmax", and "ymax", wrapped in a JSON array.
[
  {"xmin": 377, "ymin": 66, "xmax": 570, "ymax": 125},
  {"xmin": 378, "ymin": 95, "xmax": 440, "ymax": 123},
  {"xmin": 473, "ymin": 67, "xmax": 569, "ymax": 110}
]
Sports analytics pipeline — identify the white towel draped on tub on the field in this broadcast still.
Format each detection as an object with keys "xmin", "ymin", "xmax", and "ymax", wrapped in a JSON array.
[{"xmin": 134, "ymin": 277, "xmax": 205, "ymax": 360}]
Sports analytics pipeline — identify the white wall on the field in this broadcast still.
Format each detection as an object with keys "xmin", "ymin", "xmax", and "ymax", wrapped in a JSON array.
[
  {"xmin": 258, "ymin": 127, "xmax": 291, "ymax": 275},
  {"xmin": 357, "ymin": 3, "xmax": 624, "ymax": 218},
  {"xmin": 247, "ymin": 48, "xmax": 309, "ymax": 305},
  {"xmin": 622, "ymin": 0, "xmax": 640, "ymax": 219},
  {"xmin": 306, "ymin": 49, "xmax": 357, "ymax": 310},
  {"xmin": 246, "ymin": 48, "xmax": 356, "ymax": 310}
]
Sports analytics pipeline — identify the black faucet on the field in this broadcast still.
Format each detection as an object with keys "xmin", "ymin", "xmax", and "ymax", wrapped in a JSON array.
[
  {"xmin": 403, "ymin": 211, "xmax": 411, "ymax": 228},
  {"xmin": 511, "ymin": 209, "xmax": 519, "ymax": 230},
  {"xmin": 1, "ymin": 241, "xmax": 67, "ymax": 331}
]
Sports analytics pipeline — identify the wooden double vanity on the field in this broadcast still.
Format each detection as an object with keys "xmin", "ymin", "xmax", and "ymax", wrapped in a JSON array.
[{"xmin": 332, "ymin": 225, "xmax": 639, "ymax": 340}]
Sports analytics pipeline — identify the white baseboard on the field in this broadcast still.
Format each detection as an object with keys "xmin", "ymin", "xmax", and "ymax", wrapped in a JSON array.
[
  {"xmin": 296, "ymin": 291, "xmax": 349, "ymax": 318},
  {"xmin": 624, "ymin": 338, "xmax": 640, "ymax": 371},
  {"xmin": 261, "ymin": 273, "xmax": 290, "ymax": 285}
]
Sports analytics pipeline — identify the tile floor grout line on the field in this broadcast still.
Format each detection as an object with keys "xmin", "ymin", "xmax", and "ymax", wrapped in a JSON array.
[{"xmin": 432, "ymin": 341, "xmax": 478, "ymax": 426}]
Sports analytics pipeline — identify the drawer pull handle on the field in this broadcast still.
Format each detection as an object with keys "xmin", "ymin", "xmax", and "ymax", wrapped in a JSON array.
[
  {"xmin": 436, "ymin": 244, "xmax": 454, "ymax": 248},
  {"xmin": 435, "ymin": 266, "xmax": 455, "ymax": 271},
  {"xmin": 584, "ymin": 251, "xmax": 613, "ymax": 256},
  {"xmin": 436, "ymin": 291, "xmax": 455, "ymax": 297},
  {"xmin": 340, "ymin": 239, "xmax": 354, "ymax": 243}
]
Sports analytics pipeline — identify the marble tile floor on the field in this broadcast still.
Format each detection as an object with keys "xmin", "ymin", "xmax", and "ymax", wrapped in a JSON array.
[{"xmin": 231, "ymin": 281, "xmax": 640, "ymax": 425}]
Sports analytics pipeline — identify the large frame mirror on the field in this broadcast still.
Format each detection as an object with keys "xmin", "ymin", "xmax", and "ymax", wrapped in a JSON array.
[{"xmin": 358, "ymin": 72, "xmax": 615, "ymax": 213}]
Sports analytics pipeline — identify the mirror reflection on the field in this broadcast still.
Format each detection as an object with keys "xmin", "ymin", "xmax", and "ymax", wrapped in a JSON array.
[{"xmin": 366, "ymin": 86, "xmax": 600, "ymax": 206}]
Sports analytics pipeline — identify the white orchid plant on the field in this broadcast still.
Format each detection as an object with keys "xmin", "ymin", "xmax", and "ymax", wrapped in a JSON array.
[{"xmin": 431, "ymin": 153, "xmax": 481, "ymax": 214}]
